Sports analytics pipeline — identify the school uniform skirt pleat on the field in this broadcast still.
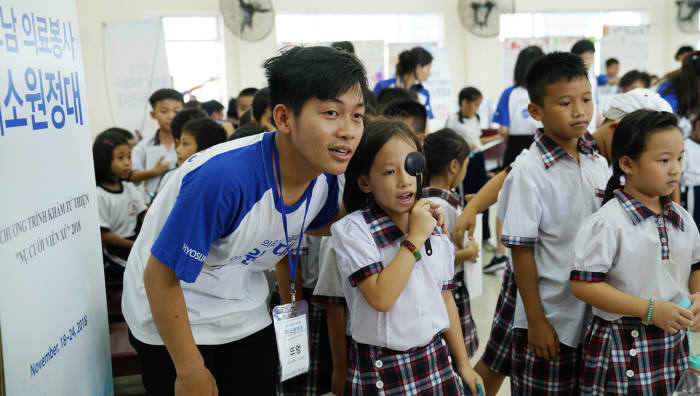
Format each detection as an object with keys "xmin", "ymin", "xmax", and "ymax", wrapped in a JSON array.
[
  {"xmin": 270, "ymin": 287, "xmax": 332, "ymax": 395},
  {"xmin": 579, "ymin": 316, "xmax": 688, "ymax": 396},
  {"xmin": 481, "ymin": 263, "xmax": 517, "ymax": 375},
  {"xmin": 453, "ymin": 271, "xmax": 479, "ymax": 358},
  {"xmin": 346, "ymin": 334, "xmax": 464, "ymax": 396}
]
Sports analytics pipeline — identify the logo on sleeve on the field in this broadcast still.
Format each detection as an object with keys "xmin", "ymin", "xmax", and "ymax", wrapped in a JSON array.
[{"xmin": 182, "ymin": 243, "xmax": 207, "ymax": 263}]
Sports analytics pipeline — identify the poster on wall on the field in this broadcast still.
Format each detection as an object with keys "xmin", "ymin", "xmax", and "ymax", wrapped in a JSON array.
[
  {"xmin": 387, "ymin": 43, "xmax": 455, "ymax": 132},
  {"xmin": 279, "ymin": 40, "xmax": 385, "ymax": 89},
  {"xmin": 0, "ymin": 0, "xmax": 112, "ymax": 395},
  {"xmin": 103, "ymin": 18, "xmax": 171, "ymax": 142},
  {"xmin": 600, "ymin": 25, "xmax": 650, "ymax": 76},
  {"xmin": 501, "ymin": 37, "xmax": 582, "ymax": 90}
]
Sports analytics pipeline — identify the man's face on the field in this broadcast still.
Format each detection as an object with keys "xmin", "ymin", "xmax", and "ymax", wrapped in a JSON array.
[{"xmin": 287, "ymin": 85, "xmax": 365, "ymax": 175}]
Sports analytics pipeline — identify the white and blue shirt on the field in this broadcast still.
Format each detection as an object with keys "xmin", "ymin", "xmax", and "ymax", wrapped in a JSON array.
[
  {"xmin": 131, "ymin": 132, "xmax": 178, "ymax": 196},
  {"xmin": 373, "ymin": 77, "xmax": 434, "ymax": 119},
  {"xmin": 122, "ymin": 132, "xmax": 340, "ymax": 345},
  {"xmin": 492, "ymin": 86, "xmax": 541, "ymax": 136}
]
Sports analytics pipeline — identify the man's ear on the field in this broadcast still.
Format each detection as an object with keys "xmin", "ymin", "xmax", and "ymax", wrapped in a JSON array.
[
  {"xmin": 528, "ymin": 102, "xmax": 542, "ymax": 121},
  {"xmin": 273, "ymin": 104, "xmax": 293, "ymax": 135},
  {"xmin": 358, "ymin": 174, "xmax": 371, "ymax": 193}
]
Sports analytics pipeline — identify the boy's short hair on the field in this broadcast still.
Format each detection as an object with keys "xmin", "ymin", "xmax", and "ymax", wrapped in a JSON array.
[
  {"xmin": 263, "ymin": 46, "xmax": 368, "ymax": 117},
  {"xmin": 525, "ymin": 51, "xmax": 589, "ymax": 106},
  {"xmin": 201, "ymin": 100, "xmax": 224, "ymax": 116},
  {"xmin": 149, "ymin": 88, "xmax": 184, "ymax": 108},
  {"xmin": 605, "ymin": 58, "xmax": 619, "ymax": 67},
  {"xmin": 619, "ymin": 70, "xmax": 651, "ymax": 90},
  {"xmin": 376, "ymin": 88, "xmax": 418, "ymax": 113},
  {"xmin": 239, "ymin": 109, "xmax": 253, "ymax": 128},
  {"xmin": 571, "ymin": 39, "xmax": 595, "ymax": 55},
  {"xmin": 676, "ymin": 45, "xmax": 694, "ymax": 60},
  {"xmin": 229, "ymin": 125, "xmax": 267, "ymax": 141},
  {"xmin": 252, "ymin": 87, "xmax": 270, "ymax": 123},
  {"xmin": 331, "ymin": 41, "xmax": 355, "ymax": 54},
  {"xmin": 171, "ymin": 108, "xmax": 208, "ymax": 140},
  {"xmin": 227, "ymin": 98, "xmax": 237, "ymax": 119},
  {"xmin": 382, "ymin": 99, "xmax": 427, "ymax": 135},
  {"xmin": 238, "ymin": 87, "xmax": 259, "ymax": 98},
  {"xmin": 180, "ymin": 118, "xmax": 227, "ymax": 151}
]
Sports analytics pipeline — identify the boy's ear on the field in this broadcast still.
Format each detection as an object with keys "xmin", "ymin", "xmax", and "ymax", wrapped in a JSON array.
[
  {"xmin": 608, "ymin": 121, "xmax": 619, "ymax": 134},
  {"xmin": 527, "ymin": 102, "xmax": 542, "ymax": 121},
  {"xmin": 149, "ymin": 109, "xmax": 156, "ymax": 120},
  {"xmin": 174, "ymin": 138, "xmax": 180, "ymax": 147},
  {"xmin": 358, "ymin": 174, "xmax": 371, "ymax": 193},
  {"xmin": 273, "ymin": 104, "xmax": 292, "ymax": 135}
]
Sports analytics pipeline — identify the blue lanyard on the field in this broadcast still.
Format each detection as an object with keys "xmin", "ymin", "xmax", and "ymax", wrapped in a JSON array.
[{"xmin": 272, "ymin": 136, "xmax": 312, "ymax": 304}]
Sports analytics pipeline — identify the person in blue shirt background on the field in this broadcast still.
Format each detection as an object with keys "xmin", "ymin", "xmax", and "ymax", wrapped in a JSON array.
[
  {"xmin": 597, "ymin": 58, "xmax": 620, "ymax": 87},
  {"xmin": 658, "ymin": 51, "xmax": 700, "ymax": 135},
  {"xmin": 374, "ymin": 46, "xmax": 434, "ymax": 119}
]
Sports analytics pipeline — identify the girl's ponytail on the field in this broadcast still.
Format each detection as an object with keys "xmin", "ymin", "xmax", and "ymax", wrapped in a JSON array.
[{"xmin": 602, "ymin": 167, "xmax": 622, "ymax": 204}]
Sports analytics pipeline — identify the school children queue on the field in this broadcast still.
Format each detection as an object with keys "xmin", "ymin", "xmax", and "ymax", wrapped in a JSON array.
[{"xmin": 94, "ymin": 41, "xmax": 700, "ymax": 395}]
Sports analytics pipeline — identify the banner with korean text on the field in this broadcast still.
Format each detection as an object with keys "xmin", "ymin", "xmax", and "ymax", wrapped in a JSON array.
[{"xmin": 0, "ymin": 0, "xmax": 112, "ymax": 395}]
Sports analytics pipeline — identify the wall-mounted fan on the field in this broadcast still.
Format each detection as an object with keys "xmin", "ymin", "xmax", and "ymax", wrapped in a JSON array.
[
  {"xmin": 457, "ymin": 0, "xmax": 514, "ymax": 38},
  {"xmin": 220, "ymin": 0, "xmax": 275, "ymax": 42},
  {"xmin": 676, "ymin": 0, "xmax": 700, "ymax": 33}
]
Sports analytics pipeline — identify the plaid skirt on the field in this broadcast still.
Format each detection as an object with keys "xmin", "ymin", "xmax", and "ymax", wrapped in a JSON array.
[
  {"xmin": 347, "ymin": 334, "xmax": 465, "ymax": 395},
  {"xmin": 481, "ymin": 263, "xmax": 517, "ymax": 375},
  {"xmin": 270, "ymin": 287, "xmax": 332, "ymax": 395},
  {"xmin": 579, "ymin": 316, "xmax": 688, "ymax": 396},
  {"xmin": 453, "ymin": 271, "xmax": 479, "ymax": 358},
  {"xmin": 510, "ymin": 328, "xmax": 581, "ymax": 395}
]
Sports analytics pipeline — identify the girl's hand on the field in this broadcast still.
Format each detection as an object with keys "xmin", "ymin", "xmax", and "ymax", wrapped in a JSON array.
[
  {"xmin": 650, "ymin": 300, "xmax": 693, "ymax": 334},
  {"xmin": 456, "ymin": 365, "xmax": 484, "ymax": 396},
  {"xmin": 465, "ymin": 238, "xmax": 479, "ymax": 261},
  {"xmin": 690, "ymin": 294, "xmax": 700, "ymax": 332},
  {"xmin": 331, "ymin": 366, "xmax": 346, "ymax": 396},
  {"xmin": 425, "ymin": 201, "xmax": 449, "ymax": 235},
  {"xmin": 408, "ymin": 199, "xmax": 437, "ymax": 245},
  {"xmin": 453, "ymin": 206, "xmax": 477, "ymax": 249},
  {"xmin": 528, "ymin": 318, "xmax": 560, "ymax": 361}
]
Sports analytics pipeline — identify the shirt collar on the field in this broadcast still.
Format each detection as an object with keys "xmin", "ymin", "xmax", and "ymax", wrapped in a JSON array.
[
  {"xmin": 614, "ymin": 189, "xmax": 684, "ymax": 231},
  {"xmin": 422, "ymin": 187, "xmax": 463, "ymax": 210},
  {"xmin": 361, "ymin": 202, "xmax": 440, "ymax": 248},
  {"xmin": 534, "ymin": 128, "xmax": 598, "ymax": 169}
]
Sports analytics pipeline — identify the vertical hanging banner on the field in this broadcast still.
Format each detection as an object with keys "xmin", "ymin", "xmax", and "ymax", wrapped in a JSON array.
[
  {"xmin": 0, "ymin": 0, "xmax": 112, "ymax": 395},
  {"xmin": 103, "ymin": 18, "xmax": 171, "ymax": 141}
]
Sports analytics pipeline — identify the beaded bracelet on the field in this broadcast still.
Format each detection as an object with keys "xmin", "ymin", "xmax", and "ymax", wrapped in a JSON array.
[{"xmin": 642, "ymin": 298, "xmax": 654, "ymax": 325}]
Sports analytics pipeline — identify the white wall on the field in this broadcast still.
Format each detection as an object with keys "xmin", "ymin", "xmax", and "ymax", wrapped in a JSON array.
[{"xmin": 77, "ymin": 0, "xmax": 696, "ymax": 136}]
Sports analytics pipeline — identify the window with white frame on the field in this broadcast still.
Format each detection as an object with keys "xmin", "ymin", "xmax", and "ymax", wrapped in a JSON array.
[{"xmin": 161, "ymin": 16, "xmax": 227, "ymax": 104}]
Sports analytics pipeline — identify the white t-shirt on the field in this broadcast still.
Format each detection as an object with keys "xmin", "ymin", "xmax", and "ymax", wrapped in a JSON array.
[
  {"xmin": 97, "ymin": 181, "xmax": 148, "ymax": 267},
  {"xmin": 499, "ymin": 129, "xmax": 610, "ymax": 347},
  {"xmin": 122, "ymin": 132, "xmax": 341, "ymax": 345},
  {"xmin": 572, "ymin": 190, "xmax": 700, "ymax": 321},
  {"xmin": 492, "ymin": 86, "xmax": 542, "ymax": 136},
  {"xmin": 445, "ymin": 113, "xmax": 483, "ymax": 151},
  {"xmin": 131, "ymin": 133, "xmax": 178, "ymax": 195},
  {"xmin": 683, "ymin": 137, "xmax": 700, "ymax": 187},
  {"xmin": 331, "ymin": 204, "xmax": 454, "ymax": 351}
]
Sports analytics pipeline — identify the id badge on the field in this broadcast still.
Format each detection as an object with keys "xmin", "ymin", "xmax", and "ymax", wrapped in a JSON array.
[{"xmin": 272, "ymin": 300, "xmax": 310, "ymax": 382}]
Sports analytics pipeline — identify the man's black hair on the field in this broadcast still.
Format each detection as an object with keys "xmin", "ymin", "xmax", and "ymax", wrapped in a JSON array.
[
  {"xmin": 525, "ymin": 52, "xmax": 589, "ymax": 106},
  {"xmin": 605, "ymin": 58, "xmax": 619, "ymax": 67},
  {"xmin": 571, "ymin": 39, "xmax": 595, "ymax": 55},
  {"xmin": 331, "ymin": 41, "xmax": 355, "ymax": 54},
  {"xmin": 201, "ymin": 100, "xmax": 224, "ymax": 116},
  {"xmin": 238, "ymin": 87, "xmax": 259, "ymax": 98},
  {"xmin": 263, "ymin": 46, "xmax": 368, "ymax": 117},
  {"xmin": 382, "ymin": 99, "xmax": 427, "ymax": 135},
  {"xmin": 227, "ymin": 98, "xmax": 237, "ymax": 119},
  {"xmin": 180, "ymin": 118, "xmax": 227, "ymax": 151},
  {"xmin": 149, "ymin": 88, "xmax": 184, "ymax": 108},
  {"xmin": 239, "ymin": 109, "xmax": 253, "ymax": 128},
  {"xmin": 676, "ymin": 45, "xmax": 694, "ymax": 60},
  {"xmin": 376, "ymin": 88, "xmax": 418, "ymax": 113},
  {"xmin": 252, "ymin": 87, "xmax": 270, "ymax": 123},
  {"xmin": 171, "ymin": 108, "xmax": 208, "ymax": 140},
  {"xmin": 229, "ymin": 125, "xmax": 267, "ymax": 141}
]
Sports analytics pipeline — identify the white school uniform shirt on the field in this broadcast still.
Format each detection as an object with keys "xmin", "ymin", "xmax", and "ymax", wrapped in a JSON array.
[
  {"xmin": 587, "ymin": 70, "xmax": 599, "ymax": 132},
  {"xmin": 131, "ymin": 132, "xmax": 178, "ymax": 195},
  {"xmin": 299, "ymin": 235, "xmax": 321, "ymax": 289},
  {"xmin": 572, "ymin": 190, "xmax": 700, "ymax": 321},
  {"xmin": 499, "ymin": 129, "xmax": 610, "ymax": 347},
  {"xmin": 445, "ymin": 113, "xmax": 483, "ymax": 151},
  {"xmin": 683, "ymin": 137, "xmax": 700, "ymax": 187},
  {"xmin": 312, "ymin": 236, "xmax": 353, "ymax": 334},
  {"xmin": 97, "ymin": 181, "xmax": 148, "ymax": 267},
  {"xmin": 331, "ymin": 203, "xmax": 455, "ymax": 351},
  {"xmin": 122, "ymin": 132, "xmax": 341, "ymax": 345}
]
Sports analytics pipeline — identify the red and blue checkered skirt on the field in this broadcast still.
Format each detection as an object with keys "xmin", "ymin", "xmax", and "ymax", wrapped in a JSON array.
[
  {"xmin": 346, "ymin": 334, "xmax": 465, "ymax": 395},
  {"xmin": 579, "ymin": 315, "xmax": 688, "ymax": 395},
  {"xmin": 270, "ymin": 287, "xmax": 332, "ymax": 395},
  {"xmin": 510, "ymin": 328, "xmax": 581, "ymax": 395},
  {"xmin": 481, "ymin": 263, "xmax": 517, "ymax": 375},
  {"xmin": 453, "ymin": 271, "xmax": 479, "ymax": 358}
]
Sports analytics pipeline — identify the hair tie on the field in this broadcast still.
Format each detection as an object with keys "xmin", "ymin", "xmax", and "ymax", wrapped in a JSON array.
[{"xmin": 103, "ymin": 140, "xmax": 114, "ymax": 147}]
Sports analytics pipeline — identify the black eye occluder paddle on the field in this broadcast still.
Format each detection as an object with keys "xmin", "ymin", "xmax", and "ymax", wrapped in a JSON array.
[{"xmin": 404, "ymin": 151, "xmax": 432, "ymax": 256}]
